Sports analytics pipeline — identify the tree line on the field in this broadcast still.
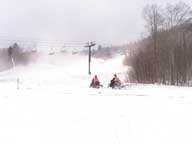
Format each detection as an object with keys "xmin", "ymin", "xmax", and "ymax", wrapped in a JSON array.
[
  {"xmin": 126, "ymin": 2, "xmax": 192, "ymax": 86},
  {"xmin": 0, "ymin": 43, "xmax": 37, "ymax": 71}
]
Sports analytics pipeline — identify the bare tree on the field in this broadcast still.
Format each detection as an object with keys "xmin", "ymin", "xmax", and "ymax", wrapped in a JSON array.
[
  {"xmin": 143, "ymin": 4, "xmax": 164, "ymax": 82},
  {"xmin": 126, "ymin": 2, "xmax": 192, "ymax": 86}
]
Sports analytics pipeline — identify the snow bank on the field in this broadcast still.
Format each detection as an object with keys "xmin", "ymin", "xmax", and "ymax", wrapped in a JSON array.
[{"xmin": 1, "ymin": 52, "xmax": 192, "ymax": 144}]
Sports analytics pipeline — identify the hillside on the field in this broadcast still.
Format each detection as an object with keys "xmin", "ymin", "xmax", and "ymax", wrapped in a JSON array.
[{"xmin": 1, "ymin": 52, "xmax": 192, "ymax": 144}]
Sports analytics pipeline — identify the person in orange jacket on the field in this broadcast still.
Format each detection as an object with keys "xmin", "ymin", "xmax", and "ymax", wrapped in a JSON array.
[
  {"xmin": 90, "ymin": 75, "xmax": 100, "ymax": 88},
  {"xmin": 114, "ymin": 74, "xmax": 120, "ymax": 82},
  {"xmin": 109, "ymin": 74, "xmax": 121, "ymax": 88}
]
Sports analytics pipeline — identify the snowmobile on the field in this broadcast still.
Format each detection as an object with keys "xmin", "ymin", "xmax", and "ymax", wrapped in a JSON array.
[
  {"xmin": 109, "ymin": 79, "xmax": 123, "ymax": 89},
  {"xmin": 90, "ymin": 81, "xmax": 103, "ymax": 89}
]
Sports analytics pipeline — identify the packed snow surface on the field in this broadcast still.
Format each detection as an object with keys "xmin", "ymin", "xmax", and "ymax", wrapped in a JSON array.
[{"xmin": 0, "ymin": 52, "xmax": 192, "ymax": 144}]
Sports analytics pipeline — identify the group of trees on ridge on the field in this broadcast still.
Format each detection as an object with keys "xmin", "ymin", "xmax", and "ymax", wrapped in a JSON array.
[
  {"xmin": 125, "ymin": 2, "xmax": 192, "ymax": 86},
  {"xmin": 0, "ymin": 43, "xmax": 37, "ymax": 71}
]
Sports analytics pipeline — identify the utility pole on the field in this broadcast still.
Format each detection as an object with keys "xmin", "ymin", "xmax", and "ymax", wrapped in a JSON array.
[{"xmin": 85, "ymin": 42, "xmax": 96, "ymax": 75}]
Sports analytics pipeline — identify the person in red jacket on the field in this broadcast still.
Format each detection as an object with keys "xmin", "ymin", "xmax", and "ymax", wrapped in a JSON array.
[
  {"xmin": 114, "ymin": 74, "xmax": 120, "ymax": 82},
  {"xmin": 109, "ymin": 74, "xmax": 121, "ymax": 88},
  {"xmin": 90, "ymin": 75, "xmax": 100, "ymax": 88}
]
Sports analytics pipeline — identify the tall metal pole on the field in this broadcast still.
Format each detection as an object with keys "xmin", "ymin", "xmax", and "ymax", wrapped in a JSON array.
[
  {"xmin": 85, "ymin": 42, "xmax": 96, "ymax": 75},
  {"xmin": 88, "ymin": 45, "xmax": 91, "ymax": 74}
]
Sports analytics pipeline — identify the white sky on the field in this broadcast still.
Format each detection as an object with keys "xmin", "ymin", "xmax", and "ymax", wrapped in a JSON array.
[{"xmin": 0, "ymin": 0, "xmax": 191, "ymax": 45}]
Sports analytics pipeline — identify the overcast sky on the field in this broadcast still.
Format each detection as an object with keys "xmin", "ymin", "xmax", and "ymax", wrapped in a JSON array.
[{"xmin": 0, "ymin": 0, "xmax": 191, "ymax": 46}]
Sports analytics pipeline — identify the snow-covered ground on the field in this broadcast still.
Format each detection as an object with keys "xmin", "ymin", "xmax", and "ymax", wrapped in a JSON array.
[{"xmin": 0, "ymin": 52, "xmax": 192, "ymax": 144}]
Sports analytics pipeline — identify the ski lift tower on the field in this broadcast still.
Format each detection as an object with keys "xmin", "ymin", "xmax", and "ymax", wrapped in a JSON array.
[
  {"xmin": 85, "ymin": 42, "xmax": 96, "ymax": 75},
  {"xmin": 8, "ymin": 46, "xmax": 19, "ymax": 89}
]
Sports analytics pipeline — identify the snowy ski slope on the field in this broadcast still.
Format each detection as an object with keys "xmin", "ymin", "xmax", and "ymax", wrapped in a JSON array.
[{"xmin": 0, "ymin": 52, "xmax": 192, "ymax": 144}]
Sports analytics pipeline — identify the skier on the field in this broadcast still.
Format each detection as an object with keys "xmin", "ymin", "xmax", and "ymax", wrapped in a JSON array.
[
  {"xmin": 90, "ymin": 75, "xmax": 101, "ymax": 88},
  {"xmin": 109, "ymin": 74, "xmax": 121, "ymax": 88}
]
